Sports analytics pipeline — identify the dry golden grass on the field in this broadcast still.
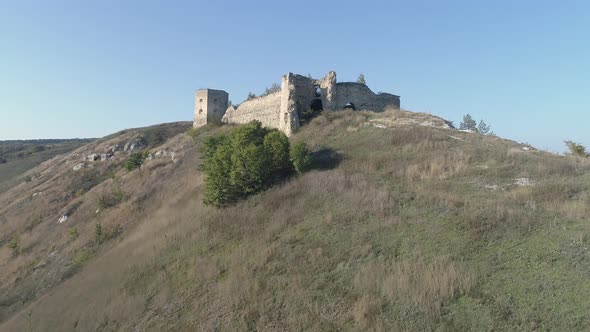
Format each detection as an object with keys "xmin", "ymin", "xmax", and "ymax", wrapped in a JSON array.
[
  {"xmin": 368, "ymin": 107, "xmax": 452, "ymax": 130},
  {"xmin": 352, "ymin": 294, "xmax": 382, "ymax": 329},
  {"xmin": 2, "ymin": 111, "xmax": 590, "ymax": 331},
  {"xmin": 354, "ymin": 256, "xmax": 473, "ymax": 320},
  {"xmin": 0, "ymin": 122, "xmax": 192, "ymax": 327}
]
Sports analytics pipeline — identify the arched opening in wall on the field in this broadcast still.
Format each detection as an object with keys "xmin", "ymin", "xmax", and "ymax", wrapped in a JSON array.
[
  {"xmin": 315, "ymin": 86, "xmax": 322, "ymax": 97},
  {"xmin": 344, "ymin": 102, "xmax": 356, "ymax": 110},
  {"xmin": 310, "ymin": 98, "xmax": 323, "ymax": 112},
  {"xmin": 300, "ymin": 98, "xmax": 323, "ymax": 125},
  {"xmin": 199, "ymin": 109, "xmax": 203, "ymax": 114}
]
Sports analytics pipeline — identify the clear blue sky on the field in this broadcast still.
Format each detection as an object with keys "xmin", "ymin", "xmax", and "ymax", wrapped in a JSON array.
[{"xmin": 2, "ymin": 1, "xmax": 589, "ymax": 152}]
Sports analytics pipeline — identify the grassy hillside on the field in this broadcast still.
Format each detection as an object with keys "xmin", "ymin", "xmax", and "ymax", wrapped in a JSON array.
[
  {"xmin": 1, "ymin": 111, "xmax": 590, "ymax": 331},
  {"xmin": 0, "ymin": 139, "xmax": 93, "ymax": 193}
]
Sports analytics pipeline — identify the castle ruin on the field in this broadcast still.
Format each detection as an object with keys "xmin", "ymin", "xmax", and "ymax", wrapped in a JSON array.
[{"xmin": 193, "ymin": 71, "xmax": 400, "ymax": 135}]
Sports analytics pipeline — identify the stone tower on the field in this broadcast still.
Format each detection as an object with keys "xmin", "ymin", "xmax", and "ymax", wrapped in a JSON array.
[{"xmin": 193, "ymin": 89, "xmax": 229, "ymax": 128}]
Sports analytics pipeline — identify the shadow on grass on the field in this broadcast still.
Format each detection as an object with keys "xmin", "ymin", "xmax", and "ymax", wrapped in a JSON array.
[{"xmin": 309, "ymin": 148, "xmax": 342, "ymax": 171}]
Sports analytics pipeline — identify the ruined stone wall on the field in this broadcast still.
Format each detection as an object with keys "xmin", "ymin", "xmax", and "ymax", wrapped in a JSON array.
[
  {"xmin": 222, "ymin": 91, "xmax": 282, "ymax": 129},
  {"xmin": 319, "ymin": 71, "xmax": 337, "ymax": 111},
  {"xmin": 334, "ymin": 83, "xmax": 400, "ymax": 111},
  {"xmin": 285, "ymin": 74, "xmax": 316, "ymax": 117},
  {"xmin": 222, "ymin": 73, "xmax": 312, "ymax": 136},
  {"xmin": 278, "ymin": 73, "xmax": 310, "ymax": 135},
  {"xmin": 206, "ymin": 90, "xmax": 229, "ymax": 124},
  {"xmin": 195, "ymin": 71, "xmax": 400, "ymax": 135}
]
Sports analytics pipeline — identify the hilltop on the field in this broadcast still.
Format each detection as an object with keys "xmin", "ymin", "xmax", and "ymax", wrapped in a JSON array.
[
  {"xmin": 0, "ymin": 139, "xmax": 94, "ymax": 193},
  {"xmin": 1, "ymin": 109, "xmax": 590, "ymax": 331}
]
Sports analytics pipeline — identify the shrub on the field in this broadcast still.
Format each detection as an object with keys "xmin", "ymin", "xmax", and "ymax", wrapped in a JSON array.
[
  {"xmin": 8, "ymin": 237, "xmax": 19, "ymax": 256},
  {"xmin": 290, "ymin": 141, "xmax": 312, "ymax": 174},
  {"xmin": 202, "ymin": 121, "xmax": 292, "ymax": 206},
  {"xmin": 246, "ymin": 92, "xmax": 257, "ymax": 100},
  {"xmin": 300, "ymin": 108, "xmax": 322, "ymax": 124},
  {"xmin": 125, "ymin": 152, "xmax": 145, "ymax": 171},
  {"xmin": 95, "ymin": 223, "xmax": 103, "ymax": 245},
  {"xmin": 229, "ymin": 143, "xmax": 269, "ymax": 195},
  {"xmin": 68, "ymin": 227, "xmax": 79, "ymax": 241},
  {"xmin": 565, "ymin": 140, "xmax": 588, "ymax": 158},
  {"xmin": 264, "ymin": 131, "xmax": 292, "ymax": 180},
  {"xmin": 203, "ymin": 141, "xmax": 235, "ymax": 205},
  {"xmin": 97, "ymin": 186, "xmax": 126, "ymax": 209},
  {"xmin": 72, "ymin": 249, "xmax": 91, "ymax": 266}
]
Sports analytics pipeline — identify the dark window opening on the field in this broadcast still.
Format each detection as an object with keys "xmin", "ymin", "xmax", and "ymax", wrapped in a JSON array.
[
  {"xmin": 199, "ymin": 109, "xmax": 203, "ymax": 114},
  {"xmin": 310, "ymin": 98, "xmax": 323, "ymax": 112},
  {"xmin": 300, "ymin": 99, "xmax": 323, "ymax": 125},
  {"xmin": 315, "ymin": 86, "xmax": 322, "ymax": 97},
  {"xmin": 344, "ymin": 102, "xmax": 356, "ymax": 110}
]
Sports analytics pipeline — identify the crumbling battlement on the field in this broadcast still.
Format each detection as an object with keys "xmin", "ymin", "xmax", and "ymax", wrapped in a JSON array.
[
  {"xmin": 193, "ymin": 71, "xmax": 400, "ymax": 136},
  {"xmin": 334, "ymin": 83, "xmax": 400, "ymax": 111}
]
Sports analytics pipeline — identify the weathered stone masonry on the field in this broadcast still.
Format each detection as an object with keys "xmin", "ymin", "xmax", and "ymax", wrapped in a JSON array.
[
  {"xmin": 193, "ymin": 89, "xmax": 229, "ymax": 128},
  {"xmin": 193, "ymin": 71, "xmax": 400, "ymax": 136}
]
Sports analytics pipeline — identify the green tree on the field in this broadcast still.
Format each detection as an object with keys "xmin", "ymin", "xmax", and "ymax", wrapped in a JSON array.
[
  {"xmin": 230, "ymin": 144, "xmax": 270, "ymax": 195},
  {"xmin": 477, "ymin": 120, "xmax": 492, "ymax": 135},
  {"xmin": 202, "ymin": 121, "xmax": 293, "ymax": 206},
  {"xmin": 565, "ymin": 140, "xmax": 588, "ymax": 157},
  {"xmin": 246, "ymin": 92, "xmax": 257, "ymax": 100},
  {"xmin": 202, "ymin": 134, "xmax": 226, "ymax": 161},
  {"xmin": 264, "ymin": 130, "xmax": 292, "ymax": 179},
  {"xmin": 125, "ymin": 152, "xmax": 145, "ymax": 171},
  {"xmin": 290, "ymin": 141, "xmax": 312, "ymax": 174},
  {"xmin": 203, "ymin": 140, "xmax": 236, "ymax": 206},
  {"xmin": 357, "ymin": 73, "xmax": 366, "ymax": 85},
  {"xmin": 459, "ymin": 114, "xmax": 477, "ymax": 131}
]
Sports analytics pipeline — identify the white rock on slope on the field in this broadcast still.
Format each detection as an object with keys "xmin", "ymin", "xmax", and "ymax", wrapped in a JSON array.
[{"xmin": 73, "ymin": 163, "xmax": 85, "ymax": 171}]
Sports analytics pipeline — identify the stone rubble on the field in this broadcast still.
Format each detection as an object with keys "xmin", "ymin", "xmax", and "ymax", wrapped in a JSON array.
[{"xmin": 58, "ymin": 215, "xmax": 68, "ymax": 224}]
